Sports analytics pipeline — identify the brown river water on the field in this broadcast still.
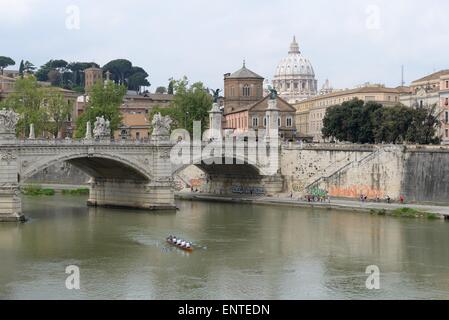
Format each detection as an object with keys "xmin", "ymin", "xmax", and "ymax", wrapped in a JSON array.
[{"xmin": 1, "ymin": 195, "xmax": 449, "ymax": 299}]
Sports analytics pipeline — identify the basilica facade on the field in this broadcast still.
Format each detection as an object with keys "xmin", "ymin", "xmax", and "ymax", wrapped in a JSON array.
[{"xmin": 272, "ymin": 36, "xmax": 318, "ymax": 104}]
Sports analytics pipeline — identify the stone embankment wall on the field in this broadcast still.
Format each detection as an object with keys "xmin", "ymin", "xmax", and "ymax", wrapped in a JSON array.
[
  {"xmin": 402, "ymin": 147, "xmax": 449, "ymax": 204},
  {"xmin": 281, "ymin": 144, "xmax": 449, "ymax": 204}
]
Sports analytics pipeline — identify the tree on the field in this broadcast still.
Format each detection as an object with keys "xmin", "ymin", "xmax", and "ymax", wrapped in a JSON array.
[
  {"xmin": 322, "ymin": 98, "xmax": 369, "ymax": 143},
  {"xmin": 322, "ymin": 98, "xmax": 442, "ymax": 145},
  {"xmin": 103, "ymin": 60, "xmax": 150, "ymax": 91},
  {"xmin": 155, "ymin": 86, "xmax": 167, "ymax": 94},
  {"xmin": 373, "ymin": 105, "xmax": 413, "ymax": 143},
  {"xmin": 167, "ymin": 78, "xmax": 175, "ymax": 94},
  {"xmin": 102, "ymin": 59, "xmax": 133, "ymax": 85},
  {"xmin": 19, "ymin": 60, "xmax": 24, "ymax": 77},
  {"xmin": 405, "ymin": 104, "xmax": 441, "ymax": 144},
  {"xmin": 45, "ymin": 89, "xmax": 73, "ymax": 138},
  {"xmin": 23, "ymin": 60, "xmax": 36, "ymax": 74},
  {"xmin": 149, "ymin": 77, "xmax": 212, "ymax": 135},
  {"xmin": 48, "ymin": 69, "xmax": 62, "ymax": 86},
  {"xmin": 35, "ymin": 59, "xmax": 68, "ymax": 84},
  {"xmin": 128, "ymin": 72, "xmax": 150, "ymax": 92},
  {"xmin": 0, "ymin": 56, "xmax": 15, "ymax": 75},
  {"xmin": 1, "ymin": 76, "xmax": 48, "ymax": 137},
  {"xmin": 74, "ymin": 81, "xmax": 127, "ymax": 138}
]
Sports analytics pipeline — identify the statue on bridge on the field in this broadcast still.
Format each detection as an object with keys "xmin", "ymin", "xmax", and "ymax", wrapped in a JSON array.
[
  {"xmin": 267, "ymin": 86, "xmax": 278, "ymax": 100},
  {"xmin": 151, "ymin": 113, "xmax": 172, "ymax": 137},
  {"xmin": 209, "ymin": 89, "xmax": 222, "ymax": 103},
  {"xmin": 93, "ymin": 116, "xmax": 111, "ymax": 139},
  {"xmin": 0, "ymin": 108, "xmax": 19, "ymax": 134}
]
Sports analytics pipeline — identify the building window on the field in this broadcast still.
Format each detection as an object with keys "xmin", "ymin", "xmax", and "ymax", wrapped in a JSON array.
[
  {"xmin": 286, "ymin": 117, "xmax": 292, "ymax": 127},
  {"xmin": 252, "ymin": 116, "xmax": 259, "ymax": 128},
  {"xmin": 446, "ymin": 81, "xmax": 449, "ymax": 89},
  {"xmin": 263, "ymin": 116, "xmax": 267, "ymax": 127},
  {"xmin": 231, "ymin": 86, "xmax": 235, "ymax": 97},
  {"xmin": 278, "ymin": 117, "xmax": 281, "ymax": 127},
  {"xmin": 420, "ymin": 100, "xmax": 423, "ymax": 108},
  {"xmin": 445, "ymin": 98, "xmax": 449, "ymax": 106},
  {"xmin": 446, "ymin": 129, "xmax": 449, "ymax": 138},
  {"xmin": 243, "ymin": 84, "xmax": 251, "ymax": 97},
  {"xmin": 445, "ymin": 111, "xmax": 449, "ymax": 124}
]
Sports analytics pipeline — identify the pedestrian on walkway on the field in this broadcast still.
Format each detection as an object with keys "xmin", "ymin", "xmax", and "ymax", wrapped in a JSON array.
[{"xmin": 400, "ymin": 195, "xmax": 405, "ymax": 204}]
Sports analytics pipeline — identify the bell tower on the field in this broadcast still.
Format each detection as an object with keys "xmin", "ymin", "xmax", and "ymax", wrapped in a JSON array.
[{"xmin": 84, "ymin": 67, "xmax": 103, "ymax": 92}]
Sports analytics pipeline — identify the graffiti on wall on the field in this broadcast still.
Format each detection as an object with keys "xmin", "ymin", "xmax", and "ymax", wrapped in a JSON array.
[
  {"xmin": 329, "ymin": 185, "xmax": 384, "ymax": 198},
  {"xmin": 231, "ymin": 185, "xmax": 265, "ymax": 195},
  {"xmin": 190, "ymin": 179, "xmax": 206, "ymax": 187},
  {"xmin": 308, "ymin": 187, "xmax": 328, "ymax": 198},
  {"xmin": 292, "ymin": 182, "xmax": 305, "ymax": 192},
  {"xmin": 173, "ymin": 179, "xmax": 185, "ymax": 191}
]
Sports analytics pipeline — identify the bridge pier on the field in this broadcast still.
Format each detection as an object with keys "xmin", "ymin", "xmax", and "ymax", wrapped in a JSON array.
[
  {"xmin": 0, "ymin": 150, "xmax": 24, "ymax": 221},
  {"xmin": 0, "ymin": 109, "xmax": 25, "ymax": 222},
  {"xmin": 87, "ymin": 177, "xmax": 175, "ymax": 210}
]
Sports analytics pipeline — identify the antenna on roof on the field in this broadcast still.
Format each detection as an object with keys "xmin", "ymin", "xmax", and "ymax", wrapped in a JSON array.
[
  {"xmin": 243, "ymin": 59, "xmax": 246, "ymax": 68},
  {"xmin": 401, "ymin": 65, "xmax": 405, "ymax": 86}
]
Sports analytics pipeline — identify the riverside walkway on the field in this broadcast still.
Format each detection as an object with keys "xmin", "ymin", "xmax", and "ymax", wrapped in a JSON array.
[{"xmin": 176, "ymin": 192, "xmax": 449, "ymax": 218}]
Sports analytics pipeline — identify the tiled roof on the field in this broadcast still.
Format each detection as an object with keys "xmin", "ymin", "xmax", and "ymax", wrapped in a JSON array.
[
  {"xmin": 413, "ymin": 69, "xmax": 449, "ymax": 83},
  {"xmin": 227, "ymin": 65, "xmax": 264, "ymax": 79},
  {"xmin": 295, "ymin": 86, "xmax": 403, "ymax": 104}
]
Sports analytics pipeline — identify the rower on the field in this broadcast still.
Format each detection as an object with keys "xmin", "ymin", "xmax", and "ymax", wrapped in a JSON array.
[
  {"xmin": 186, "ymin": 242, "xmax": 191, "ymax": 248},
  {"xmin": 177, "ymin": 239, "xmax": 182, "ymax": 245},
  {"xmin": 181, "ymin": 240, "xmax": 186, "ymax": 247}
]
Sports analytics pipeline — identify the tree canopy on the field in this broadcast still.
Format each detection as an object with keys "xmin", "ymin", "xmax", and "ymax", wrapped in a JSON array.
[
  {"xmin": 102, "ymin": 59, "xmax": 150, "ymax": 92},
  {"xmin": 0, "ymin": 76, "xmax": 73, "ymax": 138},
  {"xmin": 0, "ymin": 56, "xmax": 15, "ymax": 75},
  {"xmin": 322, "ymin": 98, "xmax": 441, "ymax": 145},
  {"xmin": 149, "ymin": 77, "xmax": 212, "ymax": 136},
  {"xmin": 35, "ymin": 60, "xmax": 100, "ymax": 90},
  {"xmin": 74, "ymin": 81, "xmax": 127, "ymax": 138},
  {"xmin": 155, "ymin": 86, "xmax": 167, "ymax": 94}
]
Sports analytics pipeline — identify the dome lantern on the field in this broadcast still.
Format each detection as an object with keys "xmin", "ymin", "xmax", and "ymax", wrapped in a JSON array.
[{"xmin": 289, "ymin": 36, "xmax": 300, "ymax": 54}]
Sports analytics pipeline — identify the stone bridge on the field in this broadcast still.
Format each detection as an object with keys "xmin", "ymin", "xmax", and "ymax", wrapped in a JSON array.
[{"xmin": 0, "ymin": 101, "xmax": 284, "ymax": 221}]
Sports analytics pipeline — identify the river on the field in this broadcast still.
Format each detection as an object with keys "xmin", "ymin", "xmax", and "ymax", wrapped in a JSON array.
[{"xmin": 1, "ymin": 195, "xmax": 449, "ymax": 300}]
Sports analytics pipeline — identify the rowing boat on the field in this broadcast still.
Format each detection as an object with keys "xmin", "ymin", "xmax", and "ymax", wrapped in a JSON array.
[{"xmin": 166, "ymin": 238, "xmax": 193, "ymax": 252}]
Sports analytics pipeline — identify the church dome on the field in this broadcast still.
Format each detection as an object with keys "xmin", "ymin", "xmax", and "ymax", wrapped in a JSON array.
[
  {"xmin": 273, "ymin": 36, "xmax": 318, "ymax": 103},
  {"xmin": 274, "ymin": 37, "xmax": 315, "ymax": 78}
]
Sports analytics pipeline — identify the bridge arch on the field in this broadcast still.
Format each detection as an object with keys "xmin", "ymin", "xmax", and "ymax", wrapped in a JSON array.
[
  {"xmin": 21, "ymin": 153, "xmax": 152, "ymax": 183},
  {"xmin": 171, "ymin": 155, "xmax": 263, "ymax": 177}
]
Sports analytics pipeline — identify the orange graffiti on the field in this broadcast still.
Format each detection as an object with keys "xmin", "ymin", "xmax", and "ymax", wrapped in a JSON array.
[
  {"xmin": 190, "ymin": 179, "xmax": 205, "ymax": 187},
  {"xmin": 329, "ymin": 185, "xmax": 384, "ymax": 199}
]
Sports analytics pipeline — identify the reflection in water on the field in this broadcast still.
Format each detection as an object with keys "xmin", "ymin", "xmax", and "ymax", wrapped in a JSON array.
[{"xmin": 0, "ymin": 195, "xmax": 448, "ymax": 299}]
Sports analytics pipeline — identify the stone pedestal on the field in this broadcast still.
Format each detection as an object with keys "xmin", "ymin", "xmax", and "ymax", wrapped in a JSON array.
[
  {"xmin": 0, "ymin": 150, "xmax": 25, "ymax": 222},
  {"xmin": 265, "ymin": 99, "xmax": 280, "ymax": 141},
  {"xmin": 0, "ymin": 109, "xmax": 24, "ymax": 222},
  {"xmin": 208, "ymin": 103, "xmax": 222, "ymax": 141}
]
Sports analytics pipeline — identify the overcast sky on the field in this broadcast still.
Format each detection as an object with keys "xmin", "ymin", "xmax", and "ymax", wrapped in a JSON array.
[{"xmin": 1, "ymin": 0, "xmax": 449, "ymax": 91}]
